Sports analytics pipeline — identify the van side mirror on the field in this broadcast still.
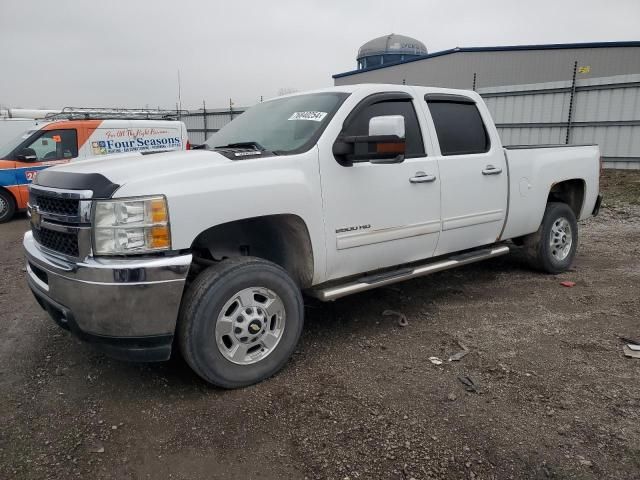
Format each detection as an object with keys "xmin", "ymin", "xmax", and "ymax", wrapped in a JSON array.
[
  {"xmin": 333, "ymin": 115, "xmax": 407, "ymax": 166},
  {"xmin": 16, "ymin": 148, "xmax": 38, "ymax": 162}
]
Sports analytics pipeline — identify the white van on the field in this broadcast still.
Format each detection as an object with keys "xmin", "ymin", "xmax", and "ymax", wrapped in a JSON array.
[
  {"xmin": 0, "ymin": 118, "xmax": 42, "ymax": 149},
  {"xmin": 0, "ymin": 115, "xmax": 190, "ymax": 221}
]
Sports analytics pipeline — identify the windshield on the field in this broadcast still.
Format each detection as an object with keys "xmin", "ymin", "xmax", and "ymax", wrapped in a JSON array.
[
  {"xmin": 0, "ymin": 129, "xmax": 37, "ymax": 159},
  {"xmin": 204, "ymin": 92, "xmax": 349, "ymax": 154}
]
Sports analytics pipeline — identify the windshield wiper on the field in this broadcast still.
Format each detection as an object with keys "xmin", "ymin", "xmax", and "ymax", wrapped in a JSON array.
[{"xmin": 215, "ymin": 141, "xmax": 266, "ymax": 151}]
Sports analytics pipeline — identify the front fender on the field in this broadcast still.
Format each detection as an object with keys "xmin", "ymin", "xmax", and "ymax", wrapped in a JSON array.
[{"xmin": 114, "ymin": 149, "xmax": 327, "ymax": 284}]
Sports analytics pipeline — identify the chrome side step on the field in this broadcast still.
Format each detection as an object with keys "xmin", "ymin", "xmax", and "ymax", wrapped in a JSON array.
[{"xmin": 310, "ymin": 245, "xmax": 510, "ymax": 301}]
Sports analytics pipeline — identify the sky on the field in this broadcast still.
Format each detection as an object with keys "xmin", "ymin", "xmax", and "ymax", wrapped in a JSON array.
[{"xmin": 1, "ymin": 0, "xmax": 639, "ymax": 110}]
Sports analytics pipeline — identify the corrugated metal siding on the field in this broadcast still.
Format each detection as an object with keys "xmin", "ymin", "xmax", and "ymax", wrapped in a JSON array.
[
  {"xmin": 484, "ymin": 89, "xmax": 570, "ymax": 123},
  {"xmin": 496, "ymin": 126, "xmax": 566, "ymax": 145},
  {"xmin": 187, "ymin": 131, "xmax": 206, "ymax": 144},
  {"xmin": 573, "ymin": 85, "xmax": 640, "ymax": 122},
  {"xmin": 571, "ymin": 125, "xmax": 640, "ymax": 157},
  {"xmin": 479, "ymin": 74, "xmax": 640, "ymax": 169},
  {"xmin": 182, "ymin": 114, "xmax": 205, "ymax": 131},
  {"xmin": 181, "ymin": 109, "xmax": 245, "ymax": 143}
]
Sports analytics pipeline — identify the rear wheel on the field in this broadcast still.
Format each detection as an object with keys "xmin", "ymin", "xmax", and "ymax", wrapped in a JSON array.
[
  {"xmin": 178, "ymin": 257, "xmax": 304, "ymax": 388},
  {"xmin": 522, "ymin": 202, "xmax": 578, "ymax": 273},
  {"xmin": 0, "ymin": 189, "xmax": 16, "ymax": 223}
]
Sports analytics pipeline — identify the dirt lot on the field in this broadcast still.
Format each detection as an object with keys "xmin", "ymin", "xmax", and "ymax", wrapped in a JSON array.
[{"xmin": 1, "ymin": 171, "xmax": 639, "ymax": 480}]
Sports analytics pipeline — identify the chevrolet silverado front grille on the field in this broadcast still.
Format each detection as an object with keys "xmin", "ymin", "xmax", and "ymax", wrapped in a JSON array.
[
  {"xmin": 28, "ymin": 185, "xmax": 93, "ymax": 259},
  {"xmin": 34, "ymin": 195, "xmax": 79, "ymax": 217},
  {"xmin": 32, "ymin": 227, "xmax": 79, "ymax": 257}
]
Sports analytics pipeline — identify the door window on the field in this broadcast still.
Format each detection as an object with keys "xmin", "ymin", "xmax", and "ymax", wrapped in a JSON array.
[
  {"xmin": 22, "ymin": 129, "xmax": 78, "ymax": 161},
  {"xmin": 426, "ymin": 99, "xmax": 489, "ymax": 156},
  {"xmin": 340, "ymin": 99, "xmax": 425, "ymax": 159}
]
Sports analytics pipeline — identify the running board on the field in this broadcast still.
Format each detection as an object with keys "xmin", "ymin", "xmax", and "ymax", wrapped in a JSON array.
[{"xmin": 309, "ymin": 245, "xmax": 510, "ymax": 301}]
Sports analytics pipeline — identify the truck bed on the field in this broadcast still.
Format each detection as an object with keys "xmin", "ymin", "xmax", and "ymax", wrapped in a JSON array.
[{"xmin": 500, "ymin": 144, "xmax": 600, "ymax": 240}]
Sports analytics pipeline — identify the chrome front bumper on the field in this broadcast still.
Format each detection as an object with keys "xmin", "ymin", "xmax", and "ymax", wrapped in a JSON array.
[{"xmin": 24, "ymin": 231, "xmax": 192, "ymax": 361}]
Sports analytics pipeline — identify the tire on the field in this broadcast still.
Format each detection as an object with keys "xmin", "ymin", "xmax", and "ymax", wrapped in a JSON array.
[
  {"xmin": 0, "ymin": 189, "xmax": 16, "ymax": 223},
  {"xmin": 177, "ymin": 257, "xmax": 304, "ymax": 388},
  {"xmin": 522, "ymin": 202, "xmax": 578, "ymax": 274}
]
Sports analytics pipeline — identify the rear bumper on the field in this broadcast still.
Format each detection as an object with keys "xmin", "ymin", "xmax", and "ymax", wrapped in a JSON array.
[{"xmin": 24, "ymin": 231, "xmax": 192, "ymax": 362}]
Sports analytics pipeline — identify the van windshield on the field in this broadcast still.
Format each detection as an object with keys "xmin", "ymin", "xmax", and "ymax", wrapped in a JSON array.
[
  {"xmin": 204, "ymin": 92, "xmax": 349, "ymax": 154},
  {"xmin": 0, "ymin": 130, "xmax": 37, "ymax": 159}
]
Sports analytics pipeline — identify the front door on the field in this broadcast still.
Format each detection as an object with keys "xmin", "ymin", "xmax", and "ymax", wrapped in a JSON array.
[
  {"xmin": 10, "ymin": 128, "xmax": 79, "ymax": 209},
  {"xmin": 319, "ymin": 94, "xmax": 441, "ymax": 281}
]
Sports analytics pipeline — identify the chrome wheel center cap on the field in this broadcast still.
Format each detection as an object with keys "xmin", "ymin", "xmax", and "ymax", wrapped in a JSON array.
[{"xmin": 248, "ymin": 320, "xmax": 262, "ymax": 334}]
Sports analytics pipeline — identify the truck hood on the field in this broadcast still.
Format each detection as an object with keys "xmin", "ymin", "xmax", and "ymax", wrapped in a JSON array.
[{"xmin": 35, "ymin": 150, "xmax": 233, "ymax": 197}]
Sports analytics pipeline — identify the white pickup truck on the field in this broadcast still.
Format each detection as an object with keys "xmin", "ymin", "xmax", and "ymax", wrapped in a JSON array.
[{"xmin": 24, "ymin": 84, "xmax": 602, "ymax": 388}]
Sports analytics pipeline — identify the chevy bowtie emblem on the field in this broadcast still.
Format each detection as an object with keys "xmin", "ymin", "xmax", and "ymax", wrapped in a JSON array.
[
  {"xmin": 31, "ymin": 208, "xmax": 42, "ymax": 230},
  {"xmin": 249, "ymin": 323, "xmax": 260, "ymax": 333}
]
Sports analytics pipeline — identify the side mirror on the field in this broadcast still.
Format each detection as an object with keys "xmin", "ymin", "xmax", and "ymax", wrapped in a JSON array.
[
  {"xmin": 16, "ymin": 148, "xmax": 38, "ymax": 162},
  {"xmin": 333, "ymin": 115, "xmax": 407, "ymax": 166},
  {"xmin": 369, "ymin": 115, "xmax": 405, "ymax": 138}
]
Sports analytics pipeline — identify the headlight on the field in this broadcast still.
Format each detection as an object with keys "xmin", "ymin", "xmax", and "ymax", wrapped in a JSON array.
[{"xmin": 92, "ymin": 196, "xmax": 171, "ymax": 255}]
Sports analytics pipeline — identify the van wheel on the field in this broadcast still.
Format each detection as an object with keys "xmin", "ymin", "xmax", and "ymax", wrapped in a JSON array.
[
  {"xmin": 0, "ymin": 189, "xmax": 16, "ymax": 223},
  {"xmin": 522, "ymin": 202, "xmax": 578, "ymax": 274},
  {"xmin": 178, "ymin": 257, "xmax": 304, "ymax": 388}
]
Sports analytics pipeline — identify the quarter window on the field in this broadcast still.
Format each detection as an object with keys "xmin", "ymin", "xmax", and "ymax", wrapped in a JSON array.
[{"xmin": 426, "ymin": 100, "xmax": 489, "ymax": 156}]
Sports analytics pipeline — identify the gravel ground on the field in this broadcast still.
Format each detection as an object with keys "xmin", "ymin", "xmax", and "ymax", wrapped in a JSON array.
[{"xmin": 1, "ymin": 172, "xmax": 639, "ymax": 480}]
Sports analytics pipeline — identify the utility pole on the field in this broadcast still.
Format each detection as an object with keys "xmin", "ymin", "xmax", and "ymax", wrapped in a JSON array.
[
  {"xmin": 177, "ymin": 69, "xmax": 182, "ymax": 112},
  {"xmin": 229, "ymin": 98, "xmax": 234, "ymax": 120},
  {"xmin": 202, "ymin": 100, "xmax": 208, "ymax": 141}
]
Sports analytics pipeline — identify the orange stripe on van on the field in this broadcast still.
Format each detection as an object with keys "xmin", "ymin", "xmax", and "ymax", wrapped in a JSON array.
[{"xmin": 43, "ymin": 120, "xmax": 103, "ymax": 148}]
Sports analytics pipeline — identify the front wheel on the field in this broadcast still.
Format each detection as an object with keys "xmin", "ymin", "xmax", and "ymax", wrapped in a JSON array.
[
  {"xmin": 178, "ymin": 257, "xmax": 304, "ymax": 388},
  {"xmin": 522, "ymin": 202, "xmax": 579, "ymax": 274},
  {"xmin": 0, "ymin": 189, "xmax": 16, "ymax": 223}
]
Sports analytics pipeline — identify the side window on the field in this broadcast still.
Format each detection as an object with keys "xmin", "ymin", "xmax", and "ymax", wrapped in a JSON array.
[
  {"xmin": 24, "ymin": 129, "xmax": 78, "ymax": 161},
  {"xmin": 426, "ymin": 100, "xmax": 489, "ymax": 156},
  {"xmin": 342, "ymin": 100, "xmax": 425, "ymax": 158}
]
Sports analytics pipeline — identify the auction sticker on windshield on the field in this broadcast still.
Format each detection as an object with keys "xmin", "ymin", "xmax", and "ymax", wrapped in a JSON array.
[{"xmin": 288, "ymin": 111, "xmax": 328, "ymax": 122}]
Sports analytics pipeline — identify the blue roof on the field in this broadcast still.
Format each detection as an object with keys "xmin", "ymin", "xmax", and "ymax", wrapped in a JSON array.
[{"xmin": 333, "ymin": 41, "xmax": 640, "ymax": 79}]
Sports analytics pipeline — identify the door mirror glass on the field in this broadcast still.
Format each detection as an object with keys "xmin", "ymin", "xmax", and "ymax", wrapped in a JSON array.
[{"xmin": 368, "ymin": 115, "xmax": 405, "ymax": 139}]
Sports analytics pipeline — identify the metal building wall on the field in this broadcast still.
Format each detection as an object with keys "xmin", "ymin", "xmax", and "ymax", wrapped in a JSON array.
[
  {"xmin": 181, "ymin": 108, "xmax": 246, "ymax": 144},
  {"xmin": 334, "ymin": 46, "xmax": 640, "ymax": 89},
  {"xmin": 479, "ymin": 74, "xmax": 640, "ymax": 169}
]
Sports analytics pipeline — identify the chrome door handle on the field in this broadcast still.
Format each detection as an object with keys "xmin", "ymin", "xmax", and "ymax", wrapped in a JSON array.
[
  {"xmin": 482, "ymin": 165, "xmax": 503, "ymax": 175},
  {"xmin": 409, "ymin": 172, "xmax": 437, "ymax": 184}
]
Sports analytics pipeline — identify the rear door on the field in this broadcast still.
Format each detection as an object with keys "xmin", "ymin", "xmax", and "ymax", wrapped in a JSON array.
[
  {"xmin": 422, "ymin": 93, "xmax": 508, "ymax": 256},
  {"xmin": 320, "ymin": 92, "xmax": 441, "ymax": 281}
]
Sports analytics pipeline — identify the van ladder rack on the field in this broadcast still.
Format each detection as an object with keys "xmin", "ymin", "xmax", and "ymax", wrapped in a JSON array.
[{"xmin": 45, "ymin": 107, "xmax": 189, "ymax": 121}]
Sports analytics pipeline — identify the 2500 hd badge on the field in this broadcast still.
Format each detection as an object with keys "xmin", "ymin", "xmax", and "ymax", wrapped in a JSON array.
[{"xmin": 335, "ymin": 224, "xmax": 371, "ymax": 234}]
